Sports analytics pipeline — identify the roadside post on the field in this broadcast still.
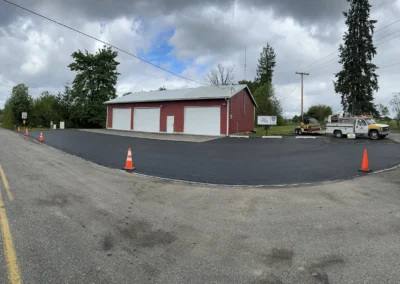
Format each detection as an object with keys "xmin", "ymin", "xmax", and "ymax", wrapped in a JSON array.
[
  {"xmin": 257, "ymin": 115, "xmax": 277, "ymax": 136},
  {"xmin": 21, "ymin": 112, "xmax": 27, "ymax": 128}
]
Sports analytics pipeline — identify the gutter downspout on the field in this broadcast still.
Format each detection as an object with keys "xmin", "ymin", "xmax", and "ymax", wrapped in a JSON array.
[
  {"xmin": 106, "ymin": 105, "xmax": 109, "ymax": 129},
  {"xmin": 226, "ymin": 98, "xmax": 230, "ymax": 136}
]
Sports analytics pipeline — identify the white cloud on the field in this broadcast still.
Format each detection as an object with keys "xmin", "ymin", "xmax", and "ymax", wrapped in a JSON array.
[{"xmin": 0, "ymin": 0, "xmax": 399, "ymax": 119}]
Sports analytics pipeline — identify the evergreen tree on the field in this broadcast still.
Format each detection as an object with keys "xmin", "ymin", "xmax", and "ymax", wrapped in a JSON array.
[
  {"xmin": 256, "ymin": 43, "xmax": 276, "ymax": 85},
  {"xmin": 334, "ymin": 0, "xmax": 378, "ymax": 115},
  {"xmin": 68, "ymin": 45, "xmax": 120, "ymax": 128}
]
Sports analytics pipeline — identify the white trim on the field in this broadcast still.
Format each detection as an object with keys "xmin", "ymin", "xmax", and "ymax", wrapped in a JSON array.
[
  {"xmin": 230, "ymin": 135, "xmax": 249, "ymax": 138},
  {"xmin": 133, "ymin": 107, "xmax": 161, "ymax": 132},
  {"xmin": 133, "ymin": 106, "xmax": 162, "ymax": 109},
  {"xmin": 183, "ymin": 105, "xmax": 221, "ymax": 108},
  {"xmin": 106, "ymin": 106, "xmax": 109, "ymax": 129},
  {"xmin": 262, "ymin": 136, "xmax": 282, "ymax": 138},
  {"xmin": 295, "ymin": 136, "xmax": 316, "ymax": 139},
  {"xmin": 183, "ymin": 106, "xmax": 222, "ymax": 136},
  {"xmin": 226, "ymin": 99, "xmax": 230, "ymax": 136},
  {"xmin": 111, "ymin": 107, "xmax": 132, "ymax": 131}
]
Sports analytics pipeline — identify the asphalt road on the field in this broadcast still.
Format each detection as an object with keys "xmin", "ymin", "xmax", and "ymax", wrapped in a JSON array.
[
  {"xmin": 26, "ymin": 130, "xmax": 400, "ymax": 186},
  {"xmin": 1, "ymin": 128, "xmax": 400, "ymax": 283}
]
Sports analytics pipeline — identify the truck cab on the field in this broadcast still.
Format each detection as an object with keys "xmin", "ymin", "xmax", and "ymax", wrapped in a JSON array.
[{"xmin": 355, "ymin": 118, "xmax": 390, "ymax": 139}]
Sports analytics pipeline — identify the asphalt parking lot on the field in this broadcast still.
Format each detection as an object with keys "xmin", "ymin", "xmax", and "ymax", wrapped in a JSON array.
[
  {"xmin": 1, "ymin": 128, "xmax": 400, "ymax": 284},
  {"xmin": 26, "ymin": 130, "xmax": 400, "ymax": 186}
]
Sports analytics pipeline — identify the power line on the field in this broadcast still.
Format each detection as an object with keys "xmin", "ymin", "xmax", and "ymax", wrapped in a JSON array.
[
  {"xmin": 299, "ymin": 18, "xmax": 400, "ymax": 71},
  {"xmin": 375, "ymin": 33, "xmax": 400, "ymax": 46},
  {"xmin": 379, "ymin": 62, "xmax": 400, "ymax": 69},
  {"xmin": 3, "ymin": 0, "xmax": 210, "ymax": 86},
  {"xmin": 305, "ymin": 32, "xmax": 400, "ymax": 73},
  {"xmin": 375, "ymin": 19, "xmax": 400, "ymax": 32},
  {"xmin": 299, "ymin": 51, "xmax": 338, "ymax": 71},
  {"xmin": 307, "ymin": 58, "xmax": 339, "ymax": 73},
  {"xmin": 374, "ymin": 28, "xmax": 400, "ymax": 43}
]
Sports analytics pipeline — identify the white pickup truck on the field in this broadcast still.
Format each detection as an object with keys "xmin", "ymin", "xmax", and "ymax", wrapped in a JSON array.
[{"xmin": 325, "ymin": 117, "xmax": 390, "ymax": 140}]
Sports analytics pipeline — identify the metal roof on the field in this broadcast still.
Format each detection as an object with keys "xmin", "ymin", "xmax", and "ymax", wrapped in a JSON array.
[{"xmin": 105, "ymin": 84, "xmax": 258, "ymax": 107}]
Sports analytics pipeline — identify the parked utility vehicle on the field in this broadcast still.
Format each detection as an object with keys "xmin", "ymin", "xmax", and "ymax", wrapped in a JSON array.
[
  {"xmin": 326, "ymin": 117, "xmax": 390, "ymax": 140},
  {"xmin": 295, "ymin": 118, "xmax": 324, "ymax": 135}
]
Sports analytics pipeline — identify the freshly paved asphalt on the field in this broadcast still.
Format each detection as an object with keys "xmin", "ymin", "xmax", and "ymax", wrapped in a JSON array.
[
  {"xmin": 3, "ymin": 128, "xmax": 400, "ymax": 283},
  {"xmin": 26, "ymin": 130, "xmax": 400, "ymax": 185}
]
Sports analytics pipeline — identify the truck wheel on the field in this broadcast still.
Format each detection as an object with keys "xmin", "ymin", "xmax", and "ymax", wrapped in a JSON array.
[
  {"xmin": 370, "ymin": 130, "xmax": 379, "ymax": 140},
  {"xmin": 334, "ymin": 130, "xmax": 342, "ymax": 138}
]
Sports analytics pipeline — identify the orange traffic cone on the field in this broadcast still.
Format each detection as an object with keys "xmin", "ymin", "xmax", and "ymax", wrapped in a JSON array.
[
  {"xmin": 39, "ymin": 132, "xmax": 44, "ymax": 142},
  {"xmin": 25, "ymin": 128, "xmax": 28, "ymax": 136},
  {"xmin": 359, "ymin": 149, "xmax": 372, "ymax": 173},
  {"xmin": 124, "ymin": 148, "xmax": 135, "ymax": 171},
  {"xmin": 17, "ymin": 127, "xmax": 20, "ymax": 133}
]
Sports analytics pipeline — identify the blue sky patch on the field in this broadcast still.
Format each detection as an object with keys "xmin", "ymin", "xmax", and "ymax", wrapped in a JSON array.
[{"xmin": 137, "ymin": 29, "xmax": 196, "ymax": 74}]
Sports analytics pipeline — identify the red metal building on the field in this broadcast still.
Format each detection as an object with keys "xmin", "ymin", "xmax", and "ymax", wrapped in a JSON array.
[{"xmin": 105, "ymin": 85, "xmax": 257, "ymax": 136}]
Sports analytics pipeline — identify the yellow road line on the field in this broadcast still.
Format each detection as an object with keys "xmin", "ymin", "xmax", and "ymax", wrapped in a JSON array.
[
  {"xmin": 0, "ymin": 185, "xmax": 22, "ymax": 284},
  {"xmin": 0, "ymin": 165, "xmax": 13, "ymax": 201}
]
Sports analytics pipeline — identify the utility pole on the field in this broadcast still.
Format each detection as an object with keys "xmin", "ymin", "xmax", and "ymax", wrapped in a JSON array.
[
  {"xmin": 295, "ymin": 72, "xmax": 310, "ymax": 120},
  {"xmin": 244, "ymin": 46, "xmax": 247, "ymax": 80}
]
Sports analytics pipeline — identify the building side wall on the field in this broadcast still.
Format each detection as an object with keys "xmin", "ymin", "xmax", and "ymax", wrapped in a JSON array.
[{"xmin": 107, "ymin": 99, "xmax": 229, "ymax": 134}]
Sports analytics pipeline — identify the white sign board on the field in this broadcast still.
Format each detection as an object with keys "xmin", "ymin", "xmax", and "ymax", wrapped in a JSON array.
[
  {"xmin": 53, "ymin": 124, "xmax": 57, "ymax": 130},
  {"xmin": 59, "ymin": 121, "xmax": 65, "ymax": 130},
  {"xmin": 257, "ymin": 116, "xmax": 277, "ymax": 126},
  {"xmin": 21, "ymin": 112, "xmax": 27, "ymax": 119}
]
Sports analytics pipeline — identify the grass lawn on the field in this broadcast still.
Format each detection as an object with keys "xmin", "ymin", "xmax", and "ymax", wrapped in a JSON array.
[
  {"xmin": 0, "ymin": 124, "xmax": 51, "ymax": 131},
  {"xmin": 25, "ymin": 127, "xmax": 51, "ymax": 131},
  {"xmin": 377, "ymin": 120, "xmax": 400, "ymax": 130},
  {"xmin": 245, "ymin": 125, "xmax": 296, "ymax": 137}
]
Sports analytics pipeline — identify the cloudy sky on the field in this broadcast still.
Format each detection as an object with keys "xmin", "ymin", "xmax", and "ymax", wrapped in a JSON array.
[{"xmin": 1, "ymin": 0, "xmax": 400, "ymax": 117}]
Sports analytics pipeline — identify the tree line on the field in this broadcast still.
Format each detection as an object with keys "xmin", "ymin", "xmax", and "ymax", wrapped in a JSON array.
[
  {"xmin": 207, "ymin": 43, "xmax": 285, "ymax": 125},
  {"xmin": 1, "ymin": 46, "xmax": 119, "ymax": 129}
]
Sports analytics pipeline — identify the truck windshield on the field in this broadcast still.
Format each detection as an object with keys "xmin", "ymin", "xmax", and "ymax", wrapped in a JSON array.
[{"xmin": 365, "ymin": 119, "xmax": 376, "ymax": 125}]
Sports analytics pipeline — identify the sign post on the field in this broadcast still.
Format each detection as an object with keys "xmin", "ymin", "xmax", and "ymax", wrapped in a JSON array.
[
  {"xmin": 21, "ymin": 112, "xmax": 27, "ymax": 127},
  {"xmin": 257, "ymin": 116, "xmax": 277, "ymax": 136}
]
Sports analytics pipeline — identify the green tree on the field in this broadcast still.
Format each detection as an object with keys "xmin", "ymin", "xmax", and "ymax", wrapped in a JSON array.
[
  {"xmin": 390, "ymin": 93, "xmax": 400, "ymax": 128},
  {"xmin": 256, "ymin": 43, "xmax": 276, "ymax": 86},
  {"xmin": 238, "ymin": 80, "xmax": 258, "ymax": 94},
  {"xmin": 31, "ymin": 92, "xmax": 62, "ymax": 127},
  {"xmin": 377, "ymin": 103, "xmax": 390, "ymax": 123},
  {"xmin": 68, "ymin": 45, "xmax": 120, "ymax": 128},
  {"xmin": 158, "ymin": 86, "xmax": 167, "ymax": 91},
  {"xmin": 334, "ymin": 0, "xmax": 378, "ymax": 116},
  {"xmin": 2, "ymin": 102, "xmax": 14, "ymax": 129},
  {"xmin": 292, "ymin": 115, "xmax": 300, "ymax": 123},
  {"xmin": 306, "ymin": 105, "xmax": 333, "ymax": 122},
  {"xmin": 55, "ymin": 85, "xmax": 75, "ymax": 128},
  {"xmin": 253, "ymin": 83, "xmax": 283, "ymax": 124},
  {"xmin": 3, "ymin": 84, "xmax": 32, "ymax": 128}
]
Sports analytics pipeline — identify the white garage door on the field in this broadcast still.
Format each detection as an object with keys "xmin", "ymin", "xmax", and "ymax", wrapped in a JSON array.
[
  {"xmin": 134, "ymin": 108, "xmax": 160, "ymax": 132},
  {"xmin": 112, "ymin": 108, "xmax": 131, "ymax": 131},
  {"xmin": 184, "ymin": 106, "xmax": 221, "ymax": 135}
]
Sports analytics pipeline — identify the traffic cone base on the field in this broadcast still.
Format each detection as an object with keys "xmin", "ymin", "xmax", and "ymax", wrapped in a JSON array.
[
  {"xmin": 123, "ymin": 148, "xmax": 135, "ymax": 172},
  {"xmin": 359, "ymin": 149, "xmax": 372, "ymax": 173}
]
